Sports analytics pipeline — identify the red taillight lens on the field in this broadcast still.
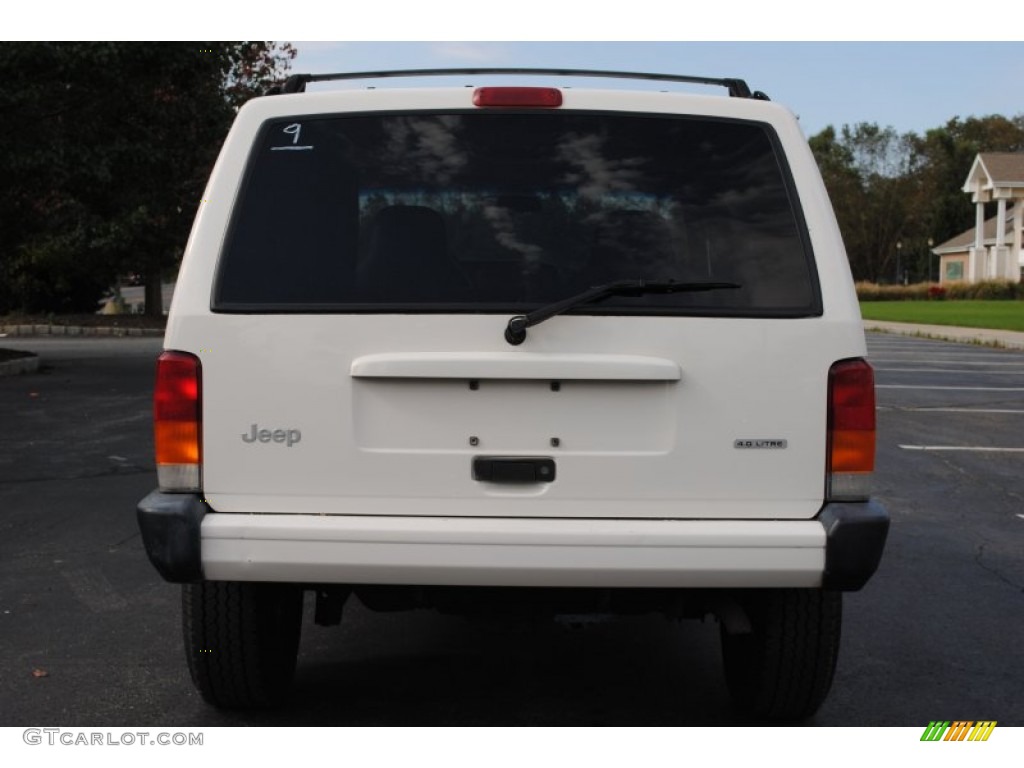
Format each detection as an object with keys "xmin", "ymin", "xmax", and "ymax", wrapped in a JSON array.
[
  {"xmin": 827, "ymin": 358, "xmax": 875, "ymax": 499},
  {"xmin": 154, "ymin": 351, "xmax": 201, "ymax": 490},
  {"xmin": 473, "ymin": 87, "xmax": 563, "ymax": 108}
]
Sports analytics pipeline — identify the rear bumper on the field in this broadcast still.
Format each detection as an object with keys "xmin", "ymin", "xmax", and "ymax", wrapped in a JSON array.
[{"xmin": 136, "ymin": 492, "xmax": 887, "ymax": 590}]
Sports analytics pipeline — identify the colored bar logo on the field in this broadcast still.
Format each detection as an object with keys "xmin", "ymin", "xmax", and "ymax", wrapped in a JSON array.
[{"xmin": 920, "ymin": 721, "xmax": 997, "ymax": 741}]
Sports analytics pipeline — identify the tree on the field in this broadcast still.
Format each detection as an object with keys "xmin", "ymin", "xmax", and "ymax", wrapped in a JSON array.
[
  {"xmin": 909, "ymin": 115, "xmax": 1024, "ymax": 255},
  {"xmin": 809, "ymin": 123, "xmax": 921, "ymax": 282},
  {"xmin": 811, "ymin": 115, "xmax": 1024, "ymax": 284},
  {"xmin": 0, "ymin": 42, "xmax": 295, "ymax": 314}
]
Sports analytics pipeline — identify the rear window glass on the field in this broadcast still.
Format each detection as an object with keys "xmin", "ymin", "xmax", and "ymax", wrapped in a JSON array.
[{"xmin": 213, "ymin": 111, "xmax": 819, "ymax": 316}]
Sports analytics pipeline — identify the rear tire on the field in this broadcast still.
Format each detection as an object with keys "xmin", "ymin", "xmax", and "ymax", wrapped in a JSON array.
[
  {"xmin": 720, "ymin": 588, "xmax": 841, "ymax": 722},
  {"xmin": 182, "ymin": 581, "xmax": 303, "ymax": 709}
]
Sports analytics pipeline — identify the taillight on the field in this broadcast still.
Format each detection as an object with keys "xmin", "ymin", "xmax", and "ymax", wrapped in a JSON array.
[
  {"xmin": 154, "ymin": 351, "xmax": 201, "ymax": 491},
  {"xmin": 827, "ymin": 358, "xmax": 875, "ymax": 501},
  {"xmin": 473, "ymin": 87, "xmax": 563, "ymax": 108}
]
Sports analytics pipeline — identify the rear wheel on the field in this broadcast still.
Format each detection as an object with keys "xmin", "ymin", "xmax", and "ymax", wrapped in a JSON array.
[
  {"xmin": 182, "ymin": 581, "xmax": 303, "ymax": 709},
  {"xmin": 720, "ymin": 588, "xmax": 841, "ymax": 722}
]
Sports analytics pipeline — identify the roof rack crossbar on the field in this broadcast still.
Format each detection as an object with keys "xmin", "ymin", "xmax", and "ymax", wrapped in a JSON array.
[{"xmin": 274, "ymin": 68, "xmax": 761, "ymax": 99}]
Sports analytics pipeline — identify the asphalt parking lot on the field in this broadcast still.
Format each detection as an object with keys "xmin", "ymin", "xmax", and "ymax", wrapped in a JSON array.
[
  {"xmin": 869, "ymin": 333, "xmax": 1024, "ymax": 598},
  {"xmin": 0, "ymin": 333, "xmax": 1021, "ymax": 726}
]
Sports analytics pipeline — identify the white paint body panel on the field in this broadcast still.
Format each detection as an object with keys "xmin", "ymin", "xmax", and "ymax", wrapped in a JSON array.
[
  {"xmin": 186, "ymin": 314, "xmax": 861, "ymax": 519},
  {"xmin": 350, "ymin": 352, "xmax": 682, "ymax": 380},
  {"xmin": 201, "ymin": 514, "xmax": 825, "ymax": 587},
  {"xmin": 165, "ymin": 84, "xmax": 866, "ymax": 585}
]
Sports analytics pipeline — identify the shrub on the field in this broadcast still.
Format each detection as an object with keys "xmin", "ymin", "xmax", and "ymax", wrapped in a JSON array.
[
  {"xmin": 943, "ymin": 280, "xmax": 1022, "ymax": 300},
  {"xmin": 943, "ymin": 282, "xmax": 970, "ymax": 300},
  {"xmin": 971, "ymin": 280, "xmax": 1020, "ymax": 300},
  {"xmin": 855, "ymin": 282, "xmax": 933, "ymax": 301},
  {"xmin": 7, "ymin": 240, "xmax": 113, "ymax": 314},
  {"xmin": 857, "ymin": 280, "xmax": 1023, "ymax": 301}
]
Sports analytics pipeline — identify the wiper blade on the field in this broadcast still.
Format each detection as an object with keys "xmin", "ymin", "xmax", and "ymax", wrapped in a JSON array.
[{"xmin": 504, "ymin": 279, "xmax": 741, "ymax": 345}]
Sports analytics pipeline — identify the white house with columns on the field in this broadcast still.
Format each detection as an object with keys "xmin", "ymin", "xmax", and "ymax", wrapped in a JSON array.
[{"xmin": 933, "ymin": 153, "xmax": 1024, "ymax": 283}]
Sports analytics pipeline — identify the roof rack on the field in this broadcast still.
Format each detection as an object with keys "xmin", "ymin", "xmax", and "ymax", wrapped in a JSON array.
[{"xmin": 270, "ymin": 68, "xmax": 769, "ymax": 100}]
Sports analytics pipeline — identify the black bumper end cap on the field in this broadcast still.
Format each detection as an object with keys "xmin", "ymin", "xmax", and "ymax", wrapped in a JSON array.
[
  {"xmin": 818, "ymin": 500, "xmax": 890, "ymax": 591},
  {"xmin": 136, "ymin": 490, "xmax": 206, "ymax": 583}
]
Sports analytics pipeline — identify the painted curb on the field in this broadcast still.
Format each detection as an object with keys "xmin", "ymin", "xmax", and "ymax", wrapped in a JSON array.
[
  {"xmin": 0, "ymin": 353, "xmax": 40, "ymax": 377},
  {"xmin": 0, "ymin": 325, "xmax": 163, "ymax": 338},
  {"xmin": 864, "ymin": 321, "xmax": 1024, "ymax": 351}
]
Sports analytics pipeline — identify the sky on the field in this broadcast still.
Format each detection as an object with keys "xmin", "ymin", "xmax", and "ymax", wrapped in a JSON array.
[
  {"xmin": 289, "ymin": 41, "xmax": 1023, "ymax": 139},
  {"xmin": 15, "ymin": 2, "xmax": 1024, "ymax": 140}
]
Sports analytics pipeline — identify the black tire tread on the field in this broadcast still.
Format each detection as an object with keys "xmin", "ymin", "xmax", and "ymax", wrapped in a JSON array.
[
  {"xmin": 182, "ymin": 581, "xmax": 302, "ymax": 709},
  {"xmin": 721, "ymin": 588, "xmax": 841, "ymax": 722}
]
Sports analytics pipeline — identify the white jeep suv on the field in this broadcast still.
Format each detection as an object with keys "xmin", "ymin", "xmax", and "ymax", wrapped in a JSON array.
[{"xmin": 137, "ymin": 69, "xmax": 888, "ymax": 720}]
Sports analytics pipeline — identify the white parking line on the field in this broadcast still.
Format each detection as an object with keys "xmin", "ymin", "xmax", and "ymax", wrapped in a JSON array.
[
  {"xmin": 900, "ymin": 445, "xmax": 1024, "ymax": 453},
  {"xmin": 879, "ymin": 407, "xmax": 1024, "ymax": 414},
  {"xmin": 871, "ymin": 359, "xmax": 1024, "ymax": 366},
  {"xmin": 1017, "ymin": 514, "xmax": 1024, "ymax": 520},
  {"xmin": 874, "ymin": 368, "xmax": 1024, "ymax": 375},
  {"xmin": 877, "ymin": 385, "xmax": 1024, "ymax": 391},
  {"xmin": 866, "ymin": 346, "xmax": 1019, "ymax": 353}
]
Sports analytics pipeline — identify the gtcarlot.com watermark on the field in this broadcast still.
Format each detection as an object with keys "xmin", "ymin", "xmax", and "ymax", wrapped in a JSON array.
[{"xmin": 23, "ymin": 728, "xmax": 203, "ymax": 747}]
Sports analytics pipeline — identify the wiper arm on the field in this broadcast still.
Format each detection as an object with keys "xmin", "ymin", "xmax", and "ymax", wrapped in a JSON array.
[{"xmin": 504, "ymin": 279, "xmax": 741, "ymax": 345}]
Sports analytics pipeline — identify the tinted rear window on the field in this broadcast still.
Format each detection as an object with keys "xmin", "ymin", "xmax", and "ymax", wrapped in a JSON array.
[{"xmin": 213, "ymin": 111, "xmax": 819, "ymax": 315}]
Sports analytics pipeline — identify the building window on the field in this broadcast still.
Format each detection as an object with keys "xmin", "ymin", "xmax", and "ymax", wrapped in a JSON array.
[{"xmin": 946, "ymin": 261, "xmax": 964, "ymax": 280}]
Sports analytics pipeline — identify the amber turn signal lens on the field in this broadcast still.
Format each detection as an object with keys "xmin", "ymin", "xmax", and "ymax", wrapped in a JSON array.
[
  {"xmin": 827, "ymin": 359, "xmax": 875, "ymax": 500},
  {"xmin": 153, "ymin": 351, "xmax": 201, "ymax": 490}
]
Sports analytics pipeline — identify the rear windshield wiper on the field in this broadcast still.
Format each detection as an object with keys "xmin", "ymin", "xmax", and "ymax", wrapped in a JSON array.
[{"xmin": 504, "ymin": 279, "xmax": 741, "ymax": 345}]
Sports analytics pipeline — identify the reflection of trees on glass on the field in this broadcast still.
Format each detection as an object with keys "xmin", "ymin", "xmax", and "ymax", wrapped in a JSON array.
[
  {"xmin": 945, "ymin": 261, "xmax": 963, "ymax": 281},
  {"xmin": 218, "ymin": 111, "xmax": 816, "ymax": 314}
]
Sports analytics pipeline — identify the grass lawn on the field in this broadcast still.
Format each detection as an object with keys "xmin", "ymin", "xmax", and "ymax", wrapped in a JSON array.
[{"xmin": 860, "ymin": 301, "xmax": 1024, "ymax": 332}]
